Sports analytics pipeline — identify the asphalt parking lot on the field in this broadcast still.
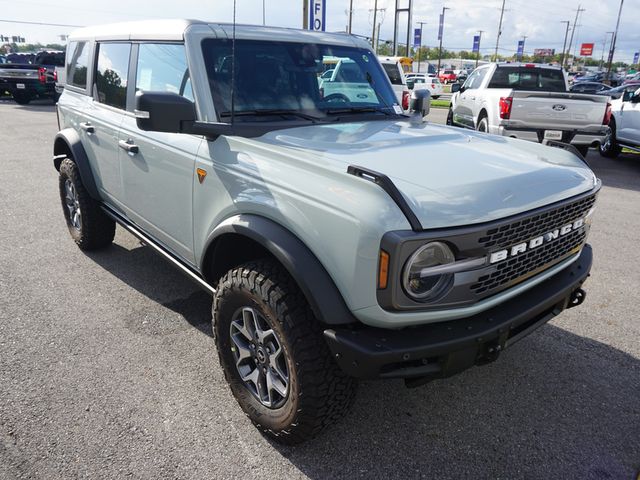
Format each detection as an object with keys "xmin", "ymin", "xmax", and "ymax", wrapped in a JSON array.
[{"xmin": 0, "ymin": 98, "xmax": 638, "ymax": 479}]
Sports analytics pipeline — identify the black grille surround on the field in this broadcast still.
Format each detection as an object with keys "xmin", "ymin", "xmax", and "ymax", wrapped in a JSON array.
[
  {"xmin": 470, "ymin": 193, "xmax": 596, "ymax": 296},
  {"xmin": 377, "ymin": 185, "xmax": 600, "ymax": 312},
  {"xmin": 478, "ymin": 193, "xmax": 596, "ymax": 250}
]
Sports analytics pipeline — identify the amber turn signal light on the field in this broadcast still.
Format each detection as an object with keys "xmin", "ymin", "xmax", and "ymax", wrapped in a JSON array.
[{"xmin": 378, "ymin": 250, "xmax": 390, "ymax": 289}]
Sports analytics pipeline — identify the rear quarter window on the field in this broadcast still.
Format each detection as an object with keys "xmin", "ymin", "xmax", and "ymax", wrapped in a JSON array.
[
  {"xmin": 381, "ymin": 63, "xmax": 404, "ymax": 85},
  {"xmin": 66, "ymin": 42, "xmax": 90, "ymax": 90}
]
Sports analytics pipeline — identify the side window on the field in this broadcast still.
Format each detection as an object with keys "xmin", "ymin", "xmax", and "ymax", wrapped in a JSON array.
[
  {"xmin": 474, "ymin": 68, "xmax": 488, "ymax": 88},
  {"xmin": 94, "ymin": 42, "xmax": 131, "ymax": 109},
  {"xmin": 463, "ymin": 70, "xmax": 479, "ymax": 90},
  {"xmin": 66, "ymin": 42, "xmax": 90, "ymax": 89},
  {"xmin": 136, "ymin": 43, "xmax": 193, "ymax": 101}
]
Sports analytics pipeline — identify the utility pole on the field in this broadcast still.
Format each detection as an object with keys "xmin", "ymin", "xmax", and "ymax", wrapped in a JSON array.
[
  {"xmin": 566, "ymin": 5, "xmax": 585, "ymax": 69},
  {"xmin": 416, "ymin": 21, "xmax": 427, "ymax": 72},
  {"xmin": 475, "ymin": 30, "xmax": 484, "ymax": 67},
  {"xmin": 600, "ymin": 31, "xmax": 614, "ymax": 70},
  {"xmin": 436, "ymin": 7, "xmax": 449, "ymax": 75},
  {"xmin": 303, "ymin": 0, "xmax": 309, "ymax": 29},
  {"xmin": 371, "ymin": 0, "xmax": 378, "ymax": 49},
  {"xmin": 606, "ymin": 0, "xmax": 624, "ymax": 82},
  {"xmin": 347, "ymin": 0, "xmax": 353, "ymax": 34},
  {"xmin": 494, "ymin": 0, "xmax": 506, "ymax": 61},
  {"xmin": 560, "ymin": 21, "xmax": 570, "ymax": 69}
]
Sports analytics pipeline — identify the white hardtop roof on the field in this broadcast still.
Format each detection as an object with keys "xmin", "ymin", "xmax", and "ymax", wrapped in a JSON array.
[{"xmin": 68, "ymin": 19, "xmax": 369, "ymax": 48}]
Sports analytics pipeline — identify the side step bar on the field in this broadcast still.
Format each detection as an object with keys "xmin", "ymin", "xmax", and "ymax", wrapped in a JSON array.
[{"xmin": 101, "ymin": 206, "xmax": 216, "ymax": 295}]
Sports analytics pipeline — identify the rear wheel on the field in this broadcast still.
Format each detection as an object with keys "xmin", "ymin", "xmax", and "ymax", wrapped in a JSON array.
[
  {"xmin": 58, "ymin": 158, "xmax": 115, "ymax": 250},
  {"xmin": 476, "ymin": 115, "xmax": 489, "ymax": 133},
  {"xmin": 599, "ymin": 119, "xmax": 622, "ymax": 158},
  {"xmin": 12, "ymin": 91, "xmax": 32, "ymax": 105},
  {"xmin": 213, "ymin": 259, "xmax": 357, "ymax": 445}
]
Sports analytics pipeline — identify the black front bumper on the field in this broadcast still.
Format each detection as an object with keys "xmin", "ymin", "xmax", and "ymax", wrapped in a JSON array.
[{"xmin": 324, "ymin": 244, "xmax": 592, "ymax": 381}]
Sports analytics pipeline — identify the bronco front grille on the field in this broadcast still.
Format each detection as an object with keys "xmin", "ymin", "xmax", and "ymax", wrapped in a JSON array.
[
  {"xmin": 477, "ymin": 194, "xmax": 596, "ymax": 249},
  {"xmin": 470, "ymin": 193, "xmax": 596, "ymax": 296}
]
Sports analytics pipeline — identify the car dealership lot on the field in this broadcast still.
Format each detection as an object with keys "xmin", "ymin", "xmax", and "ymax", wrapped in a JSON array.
[{"xmin": 0, "ymin": 100, "xmax": 638, "ymax": 479}]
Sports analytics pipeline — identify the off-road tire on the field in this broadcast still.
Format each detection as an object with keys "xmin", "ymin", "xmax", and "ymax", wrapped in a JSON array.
[
  {"xmin": 575, "ymin": 145, "xmax": 590, "ymax": 158},
  {"xmin": 58, "ymin": 158, "xmax": 115, "ymax": 250},
  {"xmin": 12, "ymin": 91, "xmax": 32, "ymax": 105},
  {"xmin": 213, "ymin": 259, "xmax": 357, "ymax": 445},
  {"xmin": 599, "ymin": 119, "xmax": 622, "ymax": 158},
  {"xmin": 476, "ymin": 115, "xmax": 489, "ymax": 133}
]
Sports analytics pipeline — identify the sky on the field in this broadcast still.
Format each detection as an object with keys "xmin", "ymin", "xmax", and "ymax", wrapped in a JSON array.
[{"xmin": 1, "ymin": 0, "xmax": 638, "ymax": 63}]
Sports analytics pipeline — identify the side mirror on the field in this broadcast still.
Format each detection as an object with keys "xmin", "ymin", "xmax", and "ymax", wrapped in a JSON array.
[
  {"xmin": 450, "ymin": 83, "xmax": 461, "ymax": 93},
  {"xmin": 135, "ymin": 91, "xmax": 196, "ymax": 133},
  {"xmin": 406, "ymin": 80, "xmax": 415, "ymax": 90},
  {"xmin": 410, "ymin": 88, "xmax": 430, "ymax": 118}
]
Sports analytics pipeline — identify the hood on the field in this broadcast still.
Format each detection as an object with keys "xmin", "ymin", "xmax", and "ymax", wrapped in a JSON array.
[{"xmin": 252, "ymin": 119, "xmax": 598, "ymax": 229}]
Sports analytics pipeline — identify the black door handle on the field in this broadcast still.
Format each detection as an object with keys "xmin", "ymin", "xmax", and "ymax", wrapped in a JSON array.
[
  {"xmin": 118, "ymin": 139, "xmax": 139, "ymax": 154},
  {"xmin": 79, "ymin": 122, "xmax": 95, "ymax": 134}
]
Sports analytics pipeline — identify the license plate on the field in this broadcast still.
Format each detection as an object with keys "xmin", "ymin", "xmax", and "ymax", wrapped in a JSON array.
[
  {"xmin": 544, "ymin": 130, "xmax": 562, "ymax": 140},
  {"xmin": 16, "ymin": 83, "xmax": 25, "ymax": 89}
]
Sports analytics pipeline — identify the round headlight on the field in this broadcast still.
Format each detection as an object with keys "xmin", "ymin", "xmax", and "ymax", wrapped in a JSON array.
[{"xmin": 402, "ymin": 242, "xmax": 455, "ymax": 301}]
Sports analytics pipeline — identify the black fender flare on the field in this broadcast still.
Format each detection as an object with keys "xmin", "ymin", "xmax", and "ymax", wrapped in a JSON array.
[
  {"xmin": 203, "ymin": 214, "xmax": 356, "ymax": 326},
  {"xmin": 53, "ymin": 128, "xmax": 100, "ymax": 200}
]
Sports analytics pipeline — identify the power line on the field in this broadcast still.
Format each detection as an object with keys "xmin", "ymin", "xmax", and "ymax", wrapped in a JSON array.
[{"xmin": 0, "ymin": 18, "xmax": 84, "ymax": 28}]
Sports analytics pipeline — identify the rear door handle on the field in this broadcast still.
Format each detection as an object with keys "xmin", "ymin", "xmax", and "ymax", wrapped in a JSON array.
[
  {"xmin": 118, "ymin": 139, "xmax": 139, "ymax": 155},
  {"xmin": 79, "ymin": 122, "xmax": 95, "ymax": 134}
]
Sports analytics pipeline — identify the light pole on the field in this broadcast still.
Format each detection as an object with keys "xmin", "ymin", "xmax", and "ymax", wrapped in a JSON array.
[
  {"xmin": 559, "ymin": 21, "xmax": 570, "ymax": 69},
  {"xmin": 436, "ymin": 7, "xmax": 449, "ymax": 76},
  {"xmin": 371, "ymin": 0, "xmax": 378, "ymax": 49},
  {"xmin": 348, "ymin": 0, "xmax": 353, "ymax": 33},
  {"xmin": 262, "ymin": 0, "xmax": 266, "ymax": 26},
  {"xmin": 606, "ymin": 0, "xmax": 625, "ymax": 82},
  {"xmin": 566, "ymin": 5, "xmax": 585, "ymax": 69},
  {"xmin": 600, "ymin": 32, "xmax": 614, "ymax": 70},
  {"xmin": 494, "ymin": 0, "xmax": 506, "ymax": 60},
  {"xmin": 416, "ymin": 21, "xmax": 427, "ymax": 73}
]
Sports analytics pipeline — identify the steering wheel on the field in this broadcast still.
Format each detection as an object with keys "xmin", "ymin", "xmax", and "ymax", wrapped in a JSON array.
[{"xmin": 323, "ymin": 93, "xmax": 350, "ymax": 104}]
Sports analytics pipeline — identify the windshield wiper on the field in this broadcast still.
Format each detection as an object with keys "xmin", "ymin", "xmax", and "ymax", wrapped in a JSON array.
[
  {"xmin": 219, "ymin": 109, "xmax": 323, "ymax": 122},
  {"xmin": 323, "ymin": 106, "xmax": 393, "ymax": 116}
]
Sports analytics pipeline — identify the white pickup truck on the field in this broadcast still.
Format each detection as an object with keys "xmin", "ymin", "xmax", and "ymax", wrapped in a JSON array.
[{"xmin": 449, "ymin": 63, "xmax": 611, "ymax": 156}]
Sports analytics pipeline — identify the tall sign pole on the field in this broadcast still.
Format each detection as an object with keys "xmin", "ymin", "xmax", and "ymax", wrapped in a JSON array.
[
  {"xmin": 606, "ymin": 0, "xmax": 624, "ymax": 82},
  {"xmin": 416, "ymin": 21, "xmax": 427, "ymax": 72},
  {"xmin": 436, "ymin": 7, "xmax": 449, "ymax": 74},
  {"xmin": 303, "ymin": 0, "xmax": 309, "ymax": 29},
  {"xmin": 474, "ymin": 31, "xmax": 483, "ymax": 67},
  {"xmin": 393, "ymin": 0, "xmax": 413, "ymax": 56}
]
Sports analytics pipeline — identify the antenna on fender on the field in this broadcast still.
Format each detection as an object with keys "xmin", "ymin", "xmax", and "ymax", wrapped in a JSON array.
[{"xmin": 230, "ymin": 0, "xmax": 237, "ymax": 126}]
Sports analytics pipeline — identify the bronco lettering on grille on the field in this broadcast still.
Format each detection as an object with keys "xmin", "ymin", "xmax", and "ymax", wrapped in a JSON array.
[{"xmin": 489, "ymin": 217, "xmax": 586, "ymax": 264}]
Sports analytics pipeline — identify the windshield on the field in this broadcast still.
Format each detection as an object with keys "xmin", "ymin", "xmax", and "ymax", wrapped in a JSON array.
[
  {"xmin": 488, "ymin": 67, "xmax": 566, "ymax": 92},
  {"xmin": 201, "ymin": 39, "xmax": 401, "ymax": 122},
  {"xmin": 381, "ymin": 63, "xmax": 404, "ymax": 85}
]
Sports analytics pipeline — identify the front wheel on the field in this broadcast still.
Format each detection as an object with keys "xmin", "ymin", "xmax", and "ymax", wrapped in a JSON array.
[{"xmin": 213, "ymin": 260, "xmax": 357, "ymax": 445}]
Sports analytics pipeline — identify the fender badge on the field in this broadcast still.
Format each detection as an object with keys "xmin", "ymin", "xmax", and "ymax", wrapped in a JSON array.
[{"xmin": 196, "ymin": 168, "xmax": 207, "ymax": 184}]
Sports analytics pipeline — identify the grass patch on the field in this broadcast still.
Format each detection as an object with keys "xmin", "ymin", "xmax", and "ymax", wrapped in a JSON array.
[{"xmin": 431, "ymin": 99, "xmax": 451, "ymax": 109}]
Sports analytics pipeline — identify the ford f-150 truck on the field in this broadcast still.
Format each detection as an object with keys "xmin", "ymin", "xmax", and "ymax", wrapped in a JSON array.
[
  {"xmin": 449, "ymin": 63, "xmax": 611, "ymax": 156},
  {"xmin": 0, "ymin": 50, "xmax": 64, "ymax": 104},
  {"xmin": 54, "ymin": 20, "xmax": 598, "ymax": 445}
]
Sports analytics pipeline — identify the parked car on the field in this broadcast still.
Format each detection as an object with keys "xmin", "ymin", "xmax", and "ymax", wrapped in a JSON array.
[
  {"xmin": 0, "ymin": 50, "xmax": 65, "ymax": 104},
  {"xmin": 378, "ymin": 56, "xmax": 410, "ymax": 110},
  {"xmin": 438, "ymin": 69, "xmax": 457, "ymax": 84},
  {"xmin": 570, "ymin": 82, "xmax": 612, "ymax": 95},
  {"xmin": 600, "ymin": 82, "xmax": 640, "ymax": 100},
  {"xmin": 624, "ymin": 72, "xmax": 640, "ymax": 85},
  {"xmin": 406, "ymin": 73, "xmax": 443, "ymax": 99},
  {"xmin": 449, "ymin": 63, "xmax": 611, "ymax": 157},
  {"xmin": 599, "ymin": 86, "xmax": 640, "ymax": 157},
  {"xmin": 5, "ymin": 52, "xmax": 35, "ymax": 64},
  {"xmin": 55, "ymin": 20, "xmax": 598, "ymax": 445}
]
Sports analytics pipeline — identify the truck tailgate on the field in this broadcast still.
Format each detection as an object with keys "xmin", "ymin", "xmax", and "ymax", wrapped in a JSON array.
[
  {"xmin": 506, "ymin": 91, "xmax": 608, "ymax": 130},
  {"xmin": 0, "ymin": 65, "xmax": 39, "ymax": 81}
]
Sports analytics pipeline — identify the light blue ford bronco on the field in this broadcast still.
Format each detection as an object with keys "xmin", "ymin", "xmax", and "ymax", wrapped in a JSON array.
[{"xmin": 54, "ymin": 20, "xmax": 599, "ymax": 444}]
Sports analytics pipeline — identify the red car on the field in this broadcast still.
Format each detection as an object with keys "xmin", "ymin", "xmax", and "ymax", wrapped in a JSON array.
[{"xmin": 438, "ymin": 69, "xmax": 457, "ymax": 84}]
